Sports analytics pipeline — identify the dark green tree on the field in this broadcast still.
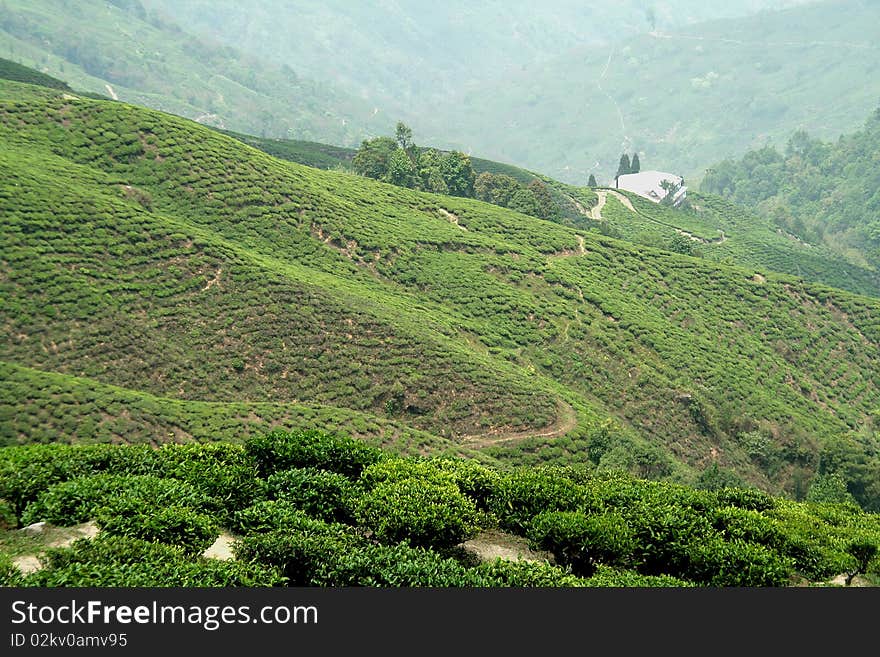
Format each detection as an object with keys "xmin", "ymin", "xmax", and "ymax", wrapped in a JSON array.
[
  {"xmin": 417, "ymin": 149, "xmax": 448, "ymax": 194},
  {"xmin": 474, "ymin": 172, "xmax": 519, "ymax": 207},
  {"xmin": 631, "ymin": 153, "xmax": 641, "ymax": 173},
  {"xmin": 352, "ymin": 136, "xmax": 397, "ymax": 180},
  {"xmin": 527, "ymin": 179, "xmax": 558, "ymax": 220},
  {"xmin": 616, "ymin": 153, "xmax": 632, "ymax": 182},
  {"xmin": 440, "ymin": 151, "xmax": 476, "ymax": 197},
  {"xmin": 508, "ymin": 187, "xmax": 542, "ymax": 217},
  {"xmin": 395, "ymin": 121, "xmax": 414, "ymax": 152},
  {"xmin": 587, "ymin": 173, "xmax": 598, "ymax": 187},
  {"xmin": 387, "ymin": 148, "xmax": 417, "ymax": 188}
]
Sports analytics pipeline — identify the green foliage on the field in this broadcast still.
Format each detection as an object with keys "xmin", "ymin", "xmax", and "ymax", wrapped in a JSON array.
[
  {"xmin": 527, "ymin": 510, "xmax": 635, "ymax": 575},
  {"xmin": 232, "ymin": 500, "xmax": 342, "ymax": 535},
  {"xmin": 352, "ymin": 136, "xmax": 397, "ymax": 180},
  {"xmin": 806, "ymin": 472, "xmax": 858, "ymax": 506},
  {"xmin": 0, "ymin": 57, "xmax": 71, "ymax": 90},
  {"xmin": 0, "ymin": 551, "xmax": 24, "ymax": 586},
  {"xmin": 2, "ymin": 440, "xmax": 880, "ymax": 587},
  {"xmin": 24, "ymin": 535, "xmax": 283, "ymax": 587},
  {"xmin": 265, "ymin": 467, "xmax": 356, "ymax": 522},
  {"xmin": 701, "ymin": 109, "xmax": 880, "ymax": 276},
  {"xmin": 233, "ymin": 524, "xmax": 363, "ymax": 586},
  {"xmin": 20, "ymin": 473, "xmax": 210, "ymax": 526},
  {"xmin": 354, "ymin": 477, "xmax": 482, "ymax": 550},
  {"xmin": 96, "ymin": 504, "xmax": 218, "ymax": 555},
  {"xmin": 244, "ymin": 430, "xmax": 382, "ymax": 479},
  {"xmin": 488, "ymin": 468, "xmax": 587, "ymax": 533},
  {"xmin": 471, "ymin": 558, "xmax": 588, "ymax": 587}
]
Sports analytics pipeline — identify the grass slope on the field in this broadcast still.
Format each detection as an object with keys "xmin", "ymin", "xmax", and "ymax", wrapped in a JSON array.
[
  {"xmin": 583, "ymin": 187, "xmax": 880, "ymax": 298},
  {"xmin": 1, "ymin": 79, "xmax": 878, "ymax": 504}
]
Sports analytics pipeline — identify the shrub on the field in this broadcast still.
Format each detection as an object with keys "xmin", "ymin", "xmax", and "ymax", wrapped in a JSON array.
[
  {"xmin": 266, "ymin": 467, "xmax": 357, "ymax": 522},
  {"xmin": 583, "ymin": 565, "xmax": 695, "ymax": 587},
  {"xmin": 471, "ymin": 558, "xmax": 588, "ymax": 587},
  {"xmin": 487, "ymin": 468, "xmax": 587, "ymax": 534},
  {"xmin": 312, "ymin": 542, "xmax": 475, "ymax": 586},
  {"xmin": 233, "ymin": 526, "xmax": 362, "ymax": 586},
  {"xmin": 21, "ymin": 474, "xmax": 211, "ymax": 526},
  {"xmin": 231, "ymin": 500, "xmax": 339, "ymax": 535},
  {"xmin": 96, "ymin": 504, "xmax": 219, "ymax": 555},
  {"xmin": 527, "ymin": 510, "xmax": 635, "ymax": 576},
  {"xmin": 689, "ymin": 538, "xmax": 792, "ymax": 587},
  {"xmin": 712, "ymin": 487, "xmax": 776, "ymax": 512},
  {"xmin": 354, "ymin": 478, "xmax": 482, "ymax": 550},
  {"xmin": 711, "ymin": 506, "xmax": 783, "ymax": 545},
  {"xmin": 245, "ymin": 430, "xmax": 382, "ymax": 478},
  {"xmin": 0, "ymin": 552, "xmax": 24, "ymax": 587},
  {"xmin": 156, "ymin": 443, "xmax": 265, "ymax": 525},
  {"xmin": 0, "ymin": 444, "xmax": 149, "ymax": 519},
  {"xmin": 23, "ymin": 536, "xmax": 284, "ymax": 587}
]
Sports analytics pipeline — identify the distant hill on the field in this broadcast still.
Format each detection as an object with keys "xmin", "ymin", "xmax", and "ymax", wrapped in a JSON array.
[
  {"xmin": 138, "ymin": 1, "xmax": 880, "ymax": 184},
  {"xmin": 0, "ymin": 57, "xmax": 70, "ymax": 90},
  {"xmin": 0, "ymin": 0, "xmax": 383, "ymax": 145},
  {"xmin": 701, "ymin": 107, "xmax": 880, "ymax": 274},
  {"xmin": 2, "ymin": 78, "xmax": 878, "ymax": 509}
]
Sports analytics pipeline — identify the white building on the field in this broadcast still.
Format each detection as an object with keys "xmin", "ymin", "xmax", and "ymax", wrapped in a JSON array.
[{"xmin": 615, "ymin": 170, "xmax": 687, "ymax": 207}]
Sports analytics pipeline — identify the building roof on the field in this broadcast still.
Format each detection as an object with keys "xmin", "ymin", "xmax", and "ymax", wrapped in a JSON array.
[{"xmin": 616, "ymin": 170, "xmax": 685, "ymax": 203}]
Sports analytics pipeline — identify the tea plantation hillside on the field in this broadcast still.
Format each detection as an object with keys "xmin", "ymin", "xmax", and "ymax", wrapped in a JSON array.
[
  {"xmin": 1, "ymin": 79, "xmax": 879, "ymax": 508},
  {"xmin": 220, "ymin": 127, "xmax": 880, "ymax": 299},
  {"xmin": 1, "ymin": 434, "xmax": 878, "ymax": 587},
  {"xmin": 586, "ymin": 187, "xmax": 880, "ymax": 299}
]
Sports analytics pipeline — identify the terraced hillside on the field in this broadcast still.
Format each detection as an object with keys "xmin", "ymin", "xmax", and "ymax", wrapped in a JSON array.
[
  {"xmin": 583, "ymin": 187, "xmax": 880, "ymax": 299},
  {"xmin": 1, "ymin": 79, "xmax": 878, "ymax": 506}
]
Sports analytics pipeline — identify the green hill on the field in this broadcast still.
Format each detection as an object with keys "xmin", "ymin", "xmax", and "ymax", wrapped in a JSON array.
[
  {"xmin": 0, "ymin": 0, "xmax": 382, "ymax": 145},
  {"xmin": 579, "ymin": 186, "xmax": 880, "ymax": 299},
  {"xmin": 2, "ymin": 78, "xmax": 879, "ymax": 509},
  {"xmin": 701, "ymin": 107, "xmax": 880, "ymax": 273}
]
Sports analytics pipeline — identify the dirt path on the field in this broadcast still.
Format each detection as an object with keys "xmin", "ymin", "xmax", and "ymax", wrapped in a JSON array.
[
  {"xmin": 202, "ymin": 530, "xmax": 237, "ymax": 560},
  {"xmin": 590, "ymin": 191, "xmax": 607, "ymax": 220},
  {"xmin": 460, "ymin": 529, "xmax": 553, "ymax": 564},
  {"xmin": 458, "ymin": 400, "xmax": 577, "ymax": 448},
  {"xmin": 439, "ymin": 208, "xmax": 467, "ymax": 231},
  {"xmin": 591, "ymin": 189, "xmax": 728, "ymax": 244},
  {"xmin": 11, "ymin": 521, "xmax": 99, "ymax": 574}
]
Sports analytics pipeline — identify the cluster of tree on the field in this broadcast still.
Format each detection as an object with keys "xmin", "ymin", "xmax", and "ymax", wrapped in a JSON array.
[
  {"xmin": 700, "ymin": 108, "xmax": 880, "ymax": 268},
  {"xmin": 352, "ymin": 122, "xmax": 477, "ymax": 197},
  {"xmin": 473, "ymin": 172, "xmax": 558, "ymax": 221},
  {"xmin": 615, "ymin": 152, "xmax": 642, "ymax": 181},
  {"xmin": 353, "ymin": 122, "xmax": 558, "ymax": 221}
]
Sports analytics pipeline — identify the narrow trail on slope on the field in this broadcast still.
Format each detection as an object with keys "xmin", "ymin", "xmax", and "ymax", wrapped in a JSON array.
[
  {"xmin": 590, "ymin": 189, "xmax": 728, "ymax": 244},
  {"xmin": 457, "ymin": 400, "xmax": 577, "ymax": 449}
]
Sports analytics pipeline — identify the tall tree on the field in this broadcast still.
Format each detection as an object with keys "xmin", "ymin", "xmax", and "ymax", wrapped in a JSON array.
[
  {"xmin": 387, "ymin": 148, "xmax": 417, "ymax": 188},
  {"xmin": 631, "ymin": 153, "xmax": 641, "ymax": 173},
  {"xmin": 352, "ymin": 136, "xmax": 397, "ymax": 180},
  {"xmin": 440, "ymin": 151, "xmax": 476, "ymax": 197},
  {"xmin": 395, "ymin": 121, "xmax": 414, "ymax": 157},
  {"xmin": 527, "ymin": 179, "xmax": 558, "ymax": 220},
  {"xmin": 588, "ymin": 173, "xmax": 597, "ymax": 187},
  {"xmin": 616, "ymin": 153, "xmax": 632, "ymax": 182}
]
